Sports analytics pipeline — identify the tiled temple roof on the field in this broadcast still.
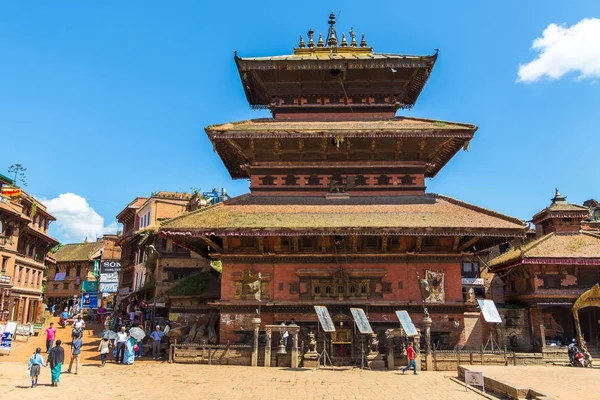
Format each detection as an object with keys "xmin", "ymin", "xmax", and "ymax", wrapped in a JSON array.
[
  {"xmin": 488, "ymin": 232, "xmax": 600, "ymax": 269},
  {"xmin": 206, "ymin": 117, "xmax": 476, "ymax": 136},
  {"xmin": 54, "ymin": 241, "xmax": 103, "ymax": 262},
  {"xmin": 161, "ymin": 194, "xmax": 525, "ymax": 237}
]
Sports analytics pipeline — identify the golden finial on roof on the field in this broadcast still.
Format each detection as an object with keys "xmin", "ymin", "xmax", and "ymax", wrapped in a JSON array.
[
  {"xmin": 298, "ymin": 34, "xmax": 306, "ymax": 48},
  {"xmin": 340, "ymin": 33, "xmax": 348, "ymax": 47},
  {"xmin": 360, "ymin": 33, "xmax": 367, "ymax": 47},
  {"xmin": 307, "ymin": 28, "xmax": 315, "ymax": 48},
  {"xmin": 350, "ymin": 27, "xmax": 357, "ymax": 47},
  {"xmin": 327, "ymin": 11, "xmax": 338, "ymax": 46},
  {"xmin": 317, "ymin": 33, "xmax": 324, "ymax": 47}
]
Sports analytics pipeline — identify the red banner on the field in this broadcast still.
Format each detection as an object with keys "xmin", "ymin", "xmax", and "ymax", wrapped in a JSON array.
[{"xmin": 1, "ymin": 187, "xmax": 21, "ymax": 197}]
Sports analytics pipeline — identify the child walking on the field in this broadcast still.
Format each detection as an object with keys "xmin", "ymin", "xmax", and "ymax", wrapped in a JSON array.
[{"xmin": 27, "ymin": 347, "xmax": 46, "ymax": 388}]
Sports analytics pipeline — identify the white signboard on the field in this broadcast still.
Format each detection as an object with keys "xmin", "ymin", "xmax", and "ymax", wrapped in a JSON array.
[
  {"xmin": 395, "ymin": 310, "xmax": 418, "ymax": 336},
  {"xmin": 465, "ymin": 371, "xmax": 485, "ymax": 393},
  {"xmin": 350, "ymin": 308, "xmax": 373, "ymax": 334},
  {"xmin": 99, "ymin": 283, "xmax": 118, "ymax": 293},
  {"xmin": 477, "ymin": 299, "xmax": 502, "ymax": 323},
  {"xmin": 314, "ymin": 305, "xmax": 336, "ymax": 332},
  {"xmin": 100, "ymin": 273, "xmax": 119, "ymax": 283},
  {"xmin": 461, "ymin": 278, "xmax": 485, "ymax": 285}
]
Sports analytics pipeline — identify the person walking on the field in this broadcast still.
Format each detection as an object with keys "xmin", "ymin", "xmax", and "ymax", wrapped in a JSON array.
[
  {"xmin": 114, "ymin": 326, "xmax": 128, "ymax": 363},
  {"xmin": 150, "ymin": 325, "xmax": 163, "ymax": 360},
  {"xmin": 401, "ymin": 343, "xmax": 418, "ymax": 375},
  {"xmin": 45, "ymin": 322, "xmax": 56, "ymax": 353},
  {"xmin": 124, "ymin": 334, "xmax": 136, "ymax": 365},
  {"xmin": 98, "ymin": 337, "xmax": 111, "ymax": 367},
  {"xmin": 67, "ymin": 332, "xmax": 83, "ymax": 374},
  {"xmin": 47, "ymin": 340, "xmax": 65, "ymax": 386},
  {"xmin": 27, "ymin": 347, "xmax": 46, "ymax": 388}
]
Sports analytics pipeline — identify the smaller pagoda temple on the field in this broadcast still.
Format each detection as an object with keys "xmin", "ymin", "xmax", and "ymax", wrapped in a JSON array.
[{"xmin": 489, "ymin": 190, "xmax": 600, "ymax": 351}]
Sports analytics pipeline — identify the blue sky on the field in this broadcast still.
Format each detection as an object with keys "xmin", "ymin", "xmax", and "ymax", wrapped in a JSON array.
[{"xmin": 1, "ymin": 1, "xmax": 599, "ymax": 243}]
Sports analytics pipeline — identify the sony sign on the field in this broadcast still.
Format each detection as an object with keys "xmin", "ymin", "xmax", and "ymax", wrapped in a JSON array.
[{"xmin": 100, "ymin": 260, "xmax": 121, "ymax": 274}]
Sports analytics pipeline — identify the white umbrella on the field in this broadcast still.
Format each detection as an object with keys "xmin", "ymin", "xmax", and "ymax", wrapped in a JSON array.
[{"xmin": 129, "ymin": 327, "xmax": 146, "ymax": 340}]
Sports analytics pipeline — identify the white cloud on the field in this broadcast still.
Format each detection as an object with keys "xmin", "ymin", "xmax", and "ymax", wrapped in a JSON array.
[
  {"xmin": 41, "ymin": 193, "xmax": 118, "ymax": 243},
  {"xmin": 517, "ymin": 18, "xmax": 600, "ymax": 83}
]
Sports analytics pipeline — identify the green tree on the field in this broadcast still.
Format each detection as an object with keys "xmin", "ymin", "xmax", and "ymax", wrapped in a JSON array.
[{"xmin": 7, "ymin": 164, "xmax": 27, "ymax": 187}]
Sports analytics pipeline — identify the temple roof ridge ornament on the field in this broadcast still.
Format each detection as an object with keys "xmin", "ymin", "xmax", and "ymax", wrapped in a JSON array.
[
  {"xmin": 293, "ymin": 13, "xmax": 373, "ymax": 55},
  {"xmin": 552, "ymin": 188, "xmax": 567, "ymax": 204}
]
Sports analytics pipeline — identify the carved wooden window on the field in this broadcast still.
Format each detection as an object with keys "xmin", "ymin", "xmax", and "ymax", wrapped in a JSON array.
[
  {"xmin": 543, "ymin": 275, "xmax": 562, "ymax": 289},
  {"xmin": 284, "ymin": 174, "xmax": 299, "ymax": 186},
  {"xmin": 362, "ymin": 236, "xmax": 380, "ymax": 250},
  {"xmin": 278, "ymin": 282, "xmax": 284, "ymax": 291},
  {"xmin": 65, "ymin": 266, "xmax": 71, "ymax": 277},
  {"xmin": 337, "ymin": 285, "xmax": 344, "ymax": 295},
  {"xmin": 260, "ymin": 175, "xmax": 276, "ymax": 185},
  {"xmin": 307, "ymin": 174, "xmax": 321, "ymax": 185},
  {"xmin": 382, "ymin": 282, "xmax": 392, "ymax": 293},
  {"xmin": 63, "ymin": 283, "xmax": 69, "ymax": 290},
  {"xmin": 325, "ymin": 285, "xmax": 332, "ymax": 294},
  {"xmin": 240, "ymin": 237, "xmax": 256, "ymax": 249},
  {"xmin": 305, "ymin": 96, "xmax": 319, "ymax": 105},
  {"xmin": 314, "ymin": 285, "xmax": 321, "ymax": 295},
  {"xmin": 578, "ymin": 269, "xmax": 599, "ymax": 288},
  {"xmin": 376, "ymin": 174, "xmax": 390, "ymax": 185},
  {"xmin": 280, "ymin": 237, "xmax": 291, "ymax": 252},
  {"xmin": 350, "ymin": 285, "xmax": 356, "ymax": 294},
  {"xmin": 300, "ymin": 236, "xmax": 318, "ymax": 251},
  {"xmin": 355, "ymin": 174, "xmax": 368, "ymax": 186},
  {"xmin": 290, "ymin": 282, "xmax": 299, "ymax": 294},
  {"xmin": 422, "ymin": 236, "xmax": 441, "ymax": 250},
  {"xmin": 360, "ymin": 285, "xmax": 367, "ymax": 294},
  {"xmin": 400, "ymin": 175, "xmax": 416, "ymax": 185}
]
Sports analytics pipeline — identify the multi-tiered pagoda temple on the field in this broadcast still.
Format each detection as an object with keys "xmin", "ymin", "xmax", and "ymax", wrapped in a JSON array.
[{"xmin": 162, "ymin": 14, "xmax": 527, "ymax": 359}]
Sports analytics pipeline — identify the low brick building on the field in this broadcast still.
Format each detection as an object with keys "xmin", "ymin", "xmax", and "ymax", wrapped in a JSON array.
[{"xmin": 46, "ymin": 240, "xmax": 103, "ymax": 311}]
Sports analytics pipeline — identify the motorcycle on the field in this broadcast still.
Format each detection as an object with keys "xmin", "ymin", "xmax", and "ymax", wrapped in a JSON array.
[{"xmin": 570, "ymin": 350, "xmax": 592, "ymax": 367}]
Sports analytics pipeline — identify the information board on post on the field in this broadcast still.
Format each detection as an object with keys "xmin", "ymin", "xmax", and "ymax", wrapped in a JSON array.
[
  {"xmin": 395, "ymin": 310, "xmax": 418, "ymax": 336},
  {"xmin": 477, "ymin": 299, "xmax": 502, "ymax": 323},
  {"xmin": 350, "ymin": 308, "xmax": 373, "ymax": 334},
  {"xmin": 15, "ymin": 324, "xmax": 30, "ymax": 336},
  {"xmin": 465, "ymin": 371, "xmax": 485, "ymax": 393},
  {"xmin": 0, "ymin": 321, "xmax": 17, "ymax": 352},
  {"xmin": 314, "ymin": 305, "xmax": 336, "ymax": 332},
  {"xmin": 81, "ymin": 292, "xmax": 99, "ymax": 309}
]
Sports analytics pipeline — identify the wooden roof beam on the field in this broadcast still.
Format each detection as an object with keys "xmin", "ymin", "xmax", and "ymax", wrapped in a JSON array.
[
  {"xmin": 452, "ymin": 236, "xmax": 460, "ymax": 251},
  {"xmin": 459, "ymin": 236, "xmax": 481, "ymax": 252},
  {"xmin": 198, "ymin": 236, "xmax": 223, "ymax": 253}
]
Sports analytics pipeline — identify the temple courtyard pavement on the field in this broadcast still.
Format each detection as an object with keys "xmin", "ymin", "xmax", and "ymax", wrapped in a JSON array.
[{"xmin": 1, "ymin": 323, "xmax": 599, "ymax": 400}]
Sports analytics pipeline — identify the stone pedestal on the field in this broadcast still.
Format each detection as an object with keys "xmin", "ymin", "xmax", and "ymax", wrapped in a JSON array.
[
  {"xmin": 303, "ymin": 351, "xmax": 319, "ymax": 368},
  {"xmin": 251, "ymin": 317, "xmax": 261, "ymax": 367},
  {"xmin": 367, "ymin": 352, "xmax": 385, "ymax": 369}
]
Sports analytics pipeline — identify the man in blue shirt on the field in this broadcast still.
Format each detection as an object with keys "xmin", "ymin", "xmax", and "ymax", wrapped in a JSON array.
[
  {"xmin": 67, "ymin": 333, "xmax": 83, "ymax": 374},
  {"xmin": 150, "ymin": 325, "xmax": 163, "ymax": 360}
]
